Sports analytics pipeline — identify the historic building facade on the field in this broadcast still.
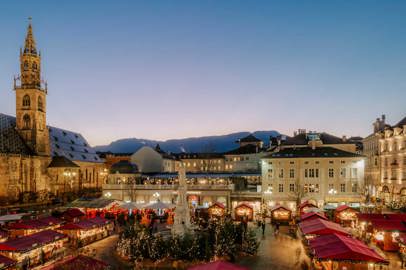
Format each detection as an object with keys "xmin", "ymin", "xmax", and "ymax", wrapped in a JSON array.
[
  {"xmin": 0, "ymin": 21, "xmax": 104, "ymax": 202},
  {"xmin": 262, "ymin": 131, "xmax": 365, "ymax": 211},
  {"xmin": 377, "ymin": 117, "xmax": 406, "ymax": 204}
]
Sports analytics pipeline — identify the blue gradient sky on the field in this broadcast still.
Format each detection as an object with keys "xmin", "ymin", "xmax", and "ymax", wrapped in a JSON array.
[{"xmin": 0, "ymin": 1, "xmax": 405, "ymax": 146}]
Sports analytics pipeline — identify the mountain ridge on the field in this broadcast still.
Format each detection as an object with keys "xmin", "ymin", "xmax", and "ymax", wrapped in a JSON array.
[{"xmin": 94, "ymin": 130, "xmax": 280, "ymax": 154}]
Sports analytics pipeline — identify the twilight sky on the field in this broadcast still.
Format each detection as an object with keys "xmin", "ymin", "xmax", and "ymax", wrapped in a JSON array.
[{"xmin": 0, "ymin": 1, "xmax": 405, "ymax": 146}]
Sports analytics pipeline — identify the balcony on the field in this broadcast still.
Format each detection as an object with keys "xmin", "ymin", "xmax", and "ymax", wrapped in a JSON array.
[{"xmin": 102, "ymin": 183, "xmax": 234, "ymax": 191}]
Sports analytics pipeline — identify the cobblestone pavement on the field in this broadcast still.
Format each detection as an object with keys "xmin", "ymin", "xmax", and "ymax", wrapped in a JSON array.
[
  {"xmin": 88, "ymin": 224, "xmax": 309, "ymax": 270},
  {"xmin": 237, "ymin": 224, "xmax": 310, "ymax": 270},
  {"xmin": 84, "ymin": 234, "xmax": 132, "ymax": 270}
]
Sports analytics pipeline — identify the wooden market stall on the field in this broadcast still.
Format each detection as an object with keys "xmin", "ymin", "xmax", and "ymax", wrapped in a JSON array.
[
  {"xmin": 299, "ymin": 218, "xmax": 350, "ymax": 239},
  {"xmin": 208, "ymin": 203, "xmax": 225, "ymax": 218},
  {"xmin": 0, "ymin": 230, "xmax": 67, "ymax": 269},
  {"xmin": 308, "ymin": 234, "xmax": 388, "ymax": 270},
  {"xmin": 334, "ymin": 205, "xmax": 358, "ymax": 226},
  {"xmin": 40, "ymin": 255, "xmax": 110, "ymax": 270},
  {"xmin": 270, "ymin": 205, "xmax": 292, "ymax": 224},
  {"xmin": 61, "ymin": 208, "xmax": 86, "ymax": 223},
  {"xmin": 7, "ymin": 216, "xmax": 64, "ymax": 238},
  {"xmin": 298, "ymin": 201, "xmax": 318, "ymax": 215},
  {"xmin": 356, "ymin": 213, "xmax": 406, "ymax": 251},
  {"xmin": 57, "ymin": 217, "xmax": 113, "ymax": 247},
  {"xmin": 234, "ymin": 203, "xmax": 254, "ymax": 221},
  {"xmin": 0, "ymin": 255, "xmax": 16, "ymax": 270},
  {"xmin": 300, "ymin": 212, "xmax": 328, "ymax": 222}
]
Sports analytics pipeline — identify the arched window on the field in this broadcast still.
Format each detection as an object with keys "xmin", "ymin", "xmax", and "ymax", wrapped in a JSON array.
[
  {"xmin": 23, "ymin": 61, "xmax": 29, "ymax": 71},
  {"xmin": 38, "ymin": 96, "xmax": 43, "ymax": 111},
  {"xmin": 22, "ymin": 95, "xmax": 30, "ymax": 107},
  {"xmin": 32, "ymin": 62, "xmax": 37, "ymax": 70},
  {"xmin": 23, "ymin": 114, "xmax": 30, "ymax": 129}
]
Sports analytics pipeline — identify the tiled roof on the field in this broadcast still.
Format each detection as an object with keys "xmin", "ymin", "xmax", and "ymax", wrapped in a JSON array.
[
  {"xmin": 0, "ymin": 114, "xmax": 102, "ymax": 163},
  {"xmin": 225, "ymin": 144, "xmax": 260, "ymax": 155},
  {"xmin": 394, "ymin": 116, "xmax": 406, "ymax": 128},
  {"xmin": 283, "ymin": 132, "xmax": 349, "ymax": 146},
  {"xmin": 48, "ymin": 156, "xmax": 79, "ymax": 168},
  {"xmin": 49, "ymin": 126, "xmax": 102, "ymax": 163},
  {"xmin": 265, "ymin": 147, "xmax": 363, "ymax": 159},
  {"xmin": 173, "ymin": 152, "xmax": 224, "ymax": 159},
  {"xmin": 0, "ymin": 114, "xmax": 33, "ymax": 155}
]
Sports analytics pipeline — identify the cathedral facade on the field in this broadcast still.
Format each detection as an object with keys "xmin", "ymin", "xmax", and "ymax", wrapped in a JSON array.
[{"xmin": 0, "ymin": 21, "xmax": 104, "ymax": 203}]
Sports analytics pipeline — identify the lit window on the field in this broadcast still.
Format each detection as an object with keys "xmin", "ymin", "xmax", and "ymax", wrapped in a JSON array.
[{"xmin": 340, "ymin": 184, "xmax": 346, "ymax": 192}]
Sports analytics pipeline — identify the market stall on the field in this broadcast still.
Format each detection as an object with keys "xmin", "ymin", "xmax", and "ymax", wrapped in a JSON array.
[
  {"xmin": 298, "ymin": 201, "xmax": 318, "ymax": 215},
  {"xmin": 188, "ymin": 260, "xmax": 249, "ymax": 270},
  {"xmin": 270, "ymin": 205, "xmax": 292, "ymax": 224},
  {"xmin": 308, "ymin": 233, "xmax": 388, "ymax": 270},
  {"xmin": 234, "ymin": 203, "xmax": 253, "ymax": 221},
  {"xmin": 208, "ymin": 203, "xmax": 225, "ymax": 218},
  {"xmin": 40, "ymin": 255, "xmax": 110, "ymax": 270},
  {"xmin": 356, "ymin": 213, "xmax": 406, "ymax": 251},
  {"xmin": 7, "ymin": 216, "xmax": 63, "ymax": 238},
  {"xmin": 0, "ymin": 230, "xmax": 67, "ymax": 269},
  {"xmin": 57, "ymin": 217, "xmax": 113, "ymax": 247},
  {"xmin": 370, "ymin": 219, "xmax": 406, "ymax": 251},
  {"xmin": 334, "ymin": 205, "xmax": 358, "ymax": 226},
  {"xmin": 299, "ymin": 218, "xmax": 350, "ymax": 239},
  {"xmin": 0, "ymin": 254, "xmax": 16, "ymax": 270},
  {"xmin": 300, "ymin": 212, "xmax": 327, "ymax": 222},
  {"xmin": 61, "ymin": 208, "xmax": 86, "ymax": 222}
]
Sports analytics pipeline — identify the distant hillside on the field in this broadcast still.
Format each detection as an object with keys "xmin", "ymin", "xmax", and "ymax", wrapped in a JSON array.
[{"xmin": 94, "ymin": 130, "xmax": 280, "ymax": 154}]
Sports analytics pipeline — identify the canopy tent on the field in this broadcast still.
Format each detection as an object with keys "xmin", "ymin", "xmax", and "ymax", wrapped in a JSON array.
[
  {"xmin": 143, "ymin": 201, "xmax": 175, "ymax": 210},
  {"xmin": 309, "ymin": 233, "xmax": 388, "ymax": 264},
  {"xmin": 300, "ymin": 212, "xmax": 327, "ymax": 222},
  {"xmin": 299, "ymin": 218, "xmax": 349, "ymax": 236},
  {"xmin": 68, "ymin": 198, "xmax": 119, "ymax": 210},
  {"xmin": 188, "ymin": 260, "xmax": 249, "ymax": 270},
  {"xmin": 119, "ymin": 202, "xmax": 146, "ymax": 210}
]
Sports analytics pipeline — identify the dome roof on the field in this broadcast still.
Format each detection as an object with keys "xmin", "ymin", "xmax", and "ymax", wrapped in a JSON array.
[{"xmin": 109, "ymin": 160, "xmax": 138, "ymax": 174}]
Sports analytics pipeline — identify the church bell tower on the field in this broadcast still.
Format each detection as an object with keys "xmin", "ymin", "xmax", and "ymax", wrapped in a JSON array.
[{"xmin": 15, "ymin": 19, "xmax": 50, "ymax": 156}]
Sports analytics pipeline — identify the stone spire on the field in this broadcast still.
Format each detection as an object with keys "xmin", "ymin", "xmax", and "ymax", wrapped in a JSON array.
[
  {"xmin": 24, "ymin": 18, "xmax": 37, "ymax": 55},
  {"xmin": 19, "ymin": 18, "xmax": 42, "ymax": 89}
]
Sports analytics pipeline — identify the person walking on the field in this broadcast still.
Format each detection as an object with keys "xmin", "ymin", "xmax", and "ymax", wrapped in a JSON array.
[{"xmin": 261, "ymin": 219, "xmax": 266, "ymax": 235}]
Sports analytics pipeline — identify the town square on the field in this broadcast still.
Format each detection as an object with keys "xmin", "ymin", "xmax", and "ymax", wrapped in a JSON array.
[{"xmin": 0, "ymin": 1, "xmax": 405, "ymax": 270}]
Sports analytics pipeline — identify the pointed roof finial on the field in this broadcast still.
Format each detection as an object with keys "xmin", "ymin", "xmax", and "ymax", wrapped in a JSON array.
[{"xmin": 24, "ymin": 17, "xmax": 37, "ymax": 55}]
